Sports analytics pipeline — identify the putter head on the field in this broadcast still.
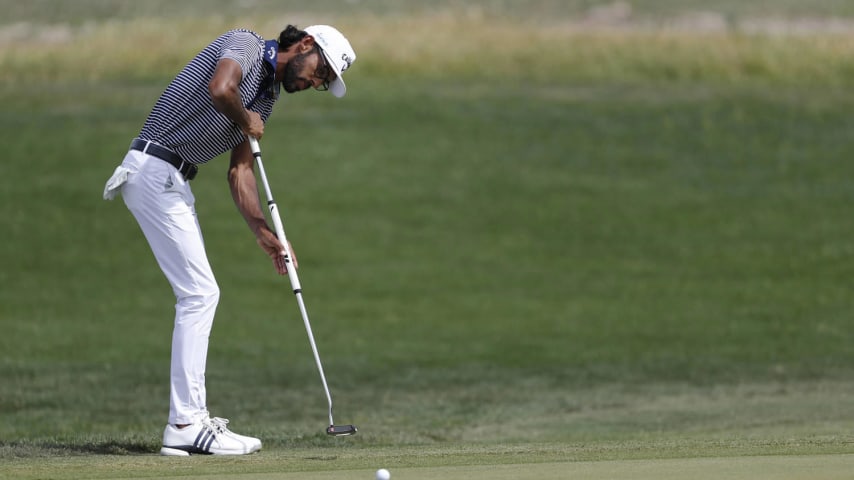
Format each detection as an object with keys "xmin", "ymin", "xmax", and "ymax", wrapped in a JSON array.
[{"xmin": 326, "ymin": 424, "xmax": 358, "ymax": 436}]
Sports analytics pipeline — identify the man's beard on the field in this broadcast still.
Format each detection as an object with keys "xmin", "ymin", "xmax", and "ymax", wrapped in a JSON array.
[{"xmin": 281, "ymin": 51, "xmax": 311, "ymax": 93}]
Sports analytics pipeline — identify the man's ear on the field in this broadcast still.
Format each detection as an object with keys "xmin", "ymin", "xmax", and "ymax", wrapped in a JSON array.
[{"xmin": 297, "ymin": 36, "xmax": 316, "ymax": 54}]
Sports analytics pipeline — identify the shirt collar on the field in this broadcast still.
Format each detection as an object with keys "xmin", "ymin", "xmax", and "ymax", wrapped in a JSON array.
[{"xmin": 264, "ymin": 40, "xmax": 278, "ymax": 72}]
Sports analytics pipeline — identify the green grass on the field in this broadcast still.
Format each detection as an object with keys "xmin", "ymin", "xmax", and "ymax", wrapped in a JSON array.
[
  {"xmin": 2, "ymin": 447, "xmax": 854, "ymax": 479},
  {"xmin": 3, "ymin": 1, "xmax": 854, "ymax": 479}
]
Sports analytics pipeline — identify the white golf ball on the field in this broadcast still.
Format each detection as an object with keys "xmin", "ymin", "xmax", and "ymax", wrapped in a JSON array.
[{"xmin": 375, "ymin": 468, "xmax": 391, "ymax": 480}]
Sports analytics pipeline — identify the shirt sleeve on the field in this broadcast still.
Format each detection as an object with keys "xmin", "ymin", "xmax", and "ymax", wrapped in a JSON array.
[{"xmin": 219, "ymin": 30, "xmax": 262, "ymax": 81}]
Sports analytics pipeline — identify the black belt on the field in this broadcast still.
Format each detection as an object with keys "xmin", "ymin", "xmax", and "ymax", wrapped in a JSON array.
[{"xmin": 130, "ymin": 139, "xmax": 198, "ymax": 181}]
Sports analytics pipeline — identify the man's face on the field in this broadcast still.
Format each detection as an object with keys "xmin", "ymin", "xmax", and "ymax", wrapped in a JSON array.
[{"xmin": 281, "ymin": 48, "xmax": 335, "ymax": 94}]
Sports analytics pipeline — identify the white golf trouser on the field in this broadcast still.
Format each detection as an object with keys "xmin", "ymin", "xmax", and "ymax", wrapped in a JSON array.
[{"xmin": 119, "ymin": 150, "xmax": 219, "ymax": 425}]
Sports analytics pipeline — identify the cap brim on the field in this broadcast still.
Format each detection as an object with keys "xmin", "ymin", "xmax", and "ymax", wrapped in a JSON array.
[
  {"xmin": 320, "ymin": 50, "xmax": 347, "ymax": 98},
  {"xmin": 329, "ymin": 78, "xmax": 346, "ymax": 98}
]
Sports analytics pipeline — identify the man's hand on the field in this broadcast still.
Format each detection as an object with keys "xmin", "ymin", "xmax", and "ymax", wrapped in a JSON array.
[
  {"xmin": 256, "ymin": 226, "xmax": 298, "ymax": 275},
  {"xmin": 244, "ymin": 111, "xmax": 264, "ymax": 140}
]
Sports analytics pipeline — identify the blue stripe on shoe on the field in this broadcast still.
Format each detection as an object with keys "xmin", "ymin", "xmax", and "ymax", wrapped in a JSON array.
[
  {"xmin": 194, "ymin": 429, "xmax": 214, "ymax": 453},
  {"xmin": 203, "ymin": 430, "xmax": 216, "ymax": 451},
  {"xmin": 193, "ymin": 429, "xmax": 207, "ymax": 450}
]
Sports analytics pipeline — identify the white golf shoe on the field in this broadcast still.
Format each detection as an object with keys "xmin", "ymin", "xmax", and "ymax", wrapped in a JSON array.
[{"xmin": 160, "ymin": 415, "xmax": 262, "ymax": 456}]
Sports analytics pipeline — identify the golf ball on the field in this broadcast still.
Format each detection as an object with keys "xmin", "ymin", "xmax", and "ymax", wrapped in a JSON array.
[{"xmin": 375, "ymin": 468, "xmax": 391, "ymax": 480}]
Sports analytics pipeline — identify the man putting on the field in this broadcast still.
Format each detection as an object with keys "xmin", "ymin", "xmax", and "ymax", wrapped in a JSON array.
[{"xmin": 102, "ymin": 24, "xmax": 356, "ymax": 456}]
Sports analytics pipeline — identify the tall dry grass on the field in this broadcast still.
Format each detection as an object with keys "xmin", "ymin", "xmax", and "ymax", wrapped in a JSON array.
[{"xmin": 3, "ymin": 11, "xmax": 854, "ymax": 86}]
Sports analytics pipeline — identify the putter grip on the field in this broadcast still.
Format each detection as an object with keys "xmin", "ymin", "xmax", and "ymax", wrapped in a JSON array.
[{"xmin": 248, "ymin": 136, "xmax": 261, "ymax": 154}]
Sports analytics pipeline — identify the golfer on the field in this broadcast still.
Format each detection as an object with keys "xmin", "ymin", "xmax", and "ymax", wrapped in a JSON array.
[{"xmin": 102, "ymin": 24, "xmax": 356, "ymax": 456}]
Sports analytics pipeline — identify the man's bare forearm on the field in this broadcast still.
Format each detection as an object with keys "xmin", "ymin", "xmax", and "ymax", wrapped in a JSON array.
[{"xmin": 228, "ymin": 146, "xmax": 266, "ymax": 235}]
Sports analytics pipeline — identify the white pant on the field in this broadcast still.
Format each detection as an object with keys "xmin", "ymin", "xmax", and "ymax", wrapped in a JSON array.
[{"xmin": 117, "ymin": 150, "xmax": 219, "ymax": 425}]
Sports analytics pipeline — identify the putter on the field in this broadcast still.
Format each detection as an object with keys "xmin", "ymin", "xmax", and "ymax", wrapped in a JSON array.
[{"xmin": 248, "ymin": 136, "xmax": 357, "ymax": 437}]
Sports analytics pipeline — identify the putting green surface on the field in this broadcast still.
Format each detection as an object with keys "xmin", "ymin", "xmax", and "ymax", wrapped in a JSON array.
[
  {"xmin": 397, "ymin": 455, "xmax": 854, "ymax": 480},
  {"xmin": 281, "ymin": 455, "xmax": 854, "ymax": 480},
  {"xmin": 4, "ymin": 454, "xmax": 853, "ymax": 480}
]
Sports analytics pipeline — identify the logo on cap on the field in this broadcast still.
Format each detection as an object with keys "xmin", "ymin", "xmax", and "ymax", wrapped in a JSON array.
[{"xmin": 340, "ymin": 53, "xmax": 353, "ymax": 72}]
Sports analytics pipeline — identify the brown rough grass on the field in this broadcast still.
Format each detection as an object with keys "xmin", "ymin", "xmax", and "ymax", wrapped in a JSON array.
[{"xmin": 3, "ymin": 11, "xmax": 854, "ymax": 86}]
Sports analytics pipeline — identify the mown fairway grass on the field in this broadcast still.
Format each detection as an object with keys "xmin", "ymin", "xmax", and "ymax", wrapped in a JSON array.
[{"xmin": 2, "ymin": 1, "xmax": 854, "ymax": 479}]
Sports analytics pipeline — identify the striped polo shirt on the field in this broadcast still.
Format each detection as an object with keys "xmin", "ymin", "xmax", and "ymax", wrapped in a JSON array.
[{"xmin": 138, "ymin": 29, "xmax": 280, "ymax": 165}]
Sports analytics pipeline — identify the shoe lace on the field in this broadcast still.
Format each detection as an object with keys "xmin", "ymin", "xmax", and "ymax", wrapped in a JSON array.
[{"xmin": 202, "ymin": 416, "xmax": 231, "ymax": 435}]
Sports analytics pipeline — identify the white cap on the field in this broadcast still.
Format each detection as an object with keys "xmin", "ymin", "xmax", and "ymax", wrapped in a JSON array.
[{"xmin": 304, "ymin": 25, "xmax": 356, "ymax": 98}]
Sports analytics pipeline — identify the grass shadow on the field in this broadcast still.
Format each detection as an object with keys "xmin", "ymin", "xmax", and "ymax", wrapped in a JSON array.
[{"xmin": 0, "ymin": 438, "xmax": 158, "ymax": 458}]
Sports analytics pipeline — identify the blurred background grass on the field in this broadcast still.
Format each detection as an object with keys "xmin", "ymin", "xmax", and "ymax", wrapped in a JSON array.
[{"xmin": 4, "ymin": 1, "xmax": 854, "ymax": 85}]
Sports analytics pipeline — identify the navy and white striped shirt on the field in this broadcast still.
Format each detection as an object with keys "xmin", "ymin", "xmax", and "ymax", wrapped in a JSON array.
[{"xmin": 138, "ymin": 29, "xmax": 280, "ymax": 165}]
